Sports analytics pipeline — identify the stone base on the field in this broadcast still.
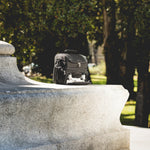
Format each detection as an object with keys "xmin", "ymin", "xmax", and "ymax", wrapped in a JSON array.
[
  {"xmin": 0, "ymin": 41, "xmax": 130, "ymax": 150},
  {"xmin": 0, "ymin": 85, "xmax": 129, "ymax": 150},
  {"xmin": 27, "ymin": 129, "xmax": 129, "ymax": 150},
  {"xmin": 0, "ymin": 56, "xmax": 29, "ymax": 84}
]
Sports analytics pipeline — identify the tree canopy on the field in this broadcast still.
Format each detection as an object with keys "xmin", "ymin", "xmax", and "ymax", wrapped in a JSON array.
[
  {"xmin": 0, "ymin": 0, "xmax": 101, "ymax": 76},
  {"xmin": 0, "ymin": 0, "xmax": 149, "ymax": 77}
]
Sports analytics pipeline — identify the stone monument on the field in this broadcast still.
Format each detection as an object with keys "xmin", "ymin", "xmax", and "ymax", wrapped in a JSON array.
[
  {"xmin": 0, "ymin": 41, "xmax": 130, "ymax": 150},
  {"xmin": 0, "ymin": 41, "xmax": 29, "ymax": 85}
]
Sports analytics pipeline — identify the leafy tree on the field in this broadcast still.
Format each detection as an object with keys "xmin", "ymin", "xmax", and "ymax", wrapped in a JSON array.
[
  {"xmin": 50, "ymin": 0, "xmax": 96, "ymax": 56},
  {"xmin": 0, "ymin": 0, "xmax": 96, "ymax": 77},
  {"xmin": 0, "ymin": 0, "xmax": 37, "ymax": 70},
  {"xmin": 87, "ymin": 1, "xmax": 103, "ymax": 47}
]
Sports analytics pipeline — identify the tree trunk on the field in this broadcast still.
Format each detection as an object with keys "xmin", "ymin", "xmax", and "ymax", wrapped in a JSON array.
[
  {"xmin": 124, "ymin": 14, "xmax": 136, "ymax": 99},
  {"xmin": 135, "ymin": 54, "xmax": 149, "ymax": 127},
  {"xmin": 93, "ymin": 46, "xmax": 98, "ymax": 65},
  {"xmin": 103, "ymin": 0, "xmax": 120, "ymax": 84}
]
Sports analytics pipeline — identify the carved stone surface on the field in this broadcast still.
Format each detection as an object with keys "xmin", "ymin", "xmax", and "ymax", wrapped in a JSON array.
[
  {"xmin": 0, "ymin": 41, "xmax": 29, "ymax": 84},
  {"xmin": 0, "ymin": 56, "xmax": 29, "ymax": 84},
  {"xmin": 0, "ymin": 41, "xmax": 15, "ymax": 55},
  {"xmin": 0, "ymin": 84, "xmax": 129, "ymax": 150},
  {"xmin": 0, "ymin": 41, "xmax": 130, "ymax": 150}
]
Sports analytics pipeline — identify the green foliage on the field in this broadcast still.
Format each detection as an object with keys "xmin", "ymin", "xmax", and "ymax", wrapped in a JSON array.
[
  {"xmin": 0, "ymin": 0, "xmax": 149, "ymax": 78},
  {"xmin": 117, "ymin": 0, "xmax": 150, "ymax": 48},
  {"xmin": 0, "ymin": 0, "xmax": 98, "ymax": 75},
  {"xmin": 52, "ymin": 0, "xmax": 93, "ymax": 37},
  {"xmin": 134, "ymin": 0, "xmax": 150, "ymax": 38},
  {"xmin": 0, "ymin": 0, "xmax": 42, "ymax": 69},
  {"xmin": 87, "ymin": 1, "xmax": 104, "ymax": 47}
]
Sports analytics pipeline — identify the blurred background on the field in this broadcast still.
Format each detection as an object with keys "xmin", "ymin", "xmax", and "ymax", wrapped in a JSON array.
[{"xmin": 0, "ymin": 0, "xmax": 150, "ymax": 127}]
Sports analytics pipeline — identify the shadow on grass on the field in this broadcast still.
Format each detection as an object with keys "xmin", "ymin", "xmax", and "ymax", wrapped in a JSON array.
[
  {"xmin": 120, "ymin": 101, "xmax": 136, "ymax": 126},
  {"xmin": 121, "ymin": 114, "xmax": 135, "ymax": 117},
  {"xmin": 120, "ymin": 117, "xmax": 136, "ymax": 126},
  {"xmin": 120, "ymin": 114, "xmax": 136, "ymax": 126},
  {"xmin": 125, "ymin": 103, "xmax": 136, "ymax": 106}
]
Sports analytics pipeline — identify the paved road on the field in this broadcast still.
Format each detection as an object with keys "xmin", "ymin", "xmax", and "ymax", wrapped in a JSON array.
[{"xmin": 125, "ymin": 126, "xmax": 150, "ymax": 150}]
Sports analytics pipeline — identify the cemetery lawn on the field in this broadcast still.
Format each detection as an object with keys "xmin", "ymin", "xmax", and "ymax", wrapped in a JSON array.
[
  {"xmin": 29, "ymin": 75, "xmax": 150, "ymax": 126},
  {"xmin": 120, "ymin": 100, "xmax": 136, "ymax": 126},
  {"xmin": 30, "ymin": 76, "xmax": 53, "ymax": 83},
  {"xmin": 120, "ymin": 101, "xmax": 150, "ymax": 127},
  {"xmin": 90, "ymin": 74, "xmax": 107, "ymax": 84}
]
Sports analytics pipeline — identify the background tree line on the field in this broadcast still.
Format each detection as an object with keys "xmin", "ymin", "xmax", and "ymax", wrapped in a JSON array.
[
  {"xmin": 0, "ymin": 0, "xmax": 95, "ymax": 77},
  {"xmin": 0, "ymin": 0, "xmax": 150, "ymax": 126}
]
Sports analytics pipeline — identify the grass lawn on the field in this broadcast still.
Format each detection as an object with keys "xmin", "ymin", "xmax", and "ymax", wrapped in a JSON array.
[
  {"xmin": 29, "ymin": 76, "xmax": 53, "ymax": 83},
  {"xmin": 29, "ymin": 74, "xmax": 150, "ymax": 127},
  {"xmin": 120, "ymin": 100, "xmax": 150, "ymax": 127},
  {"xmin": 120, "ymin": 101, "xmax": 136, "ymax": 126},
  {"xmin": 90, "ymin": 74, "xmax": 107, "ymax": 84}
]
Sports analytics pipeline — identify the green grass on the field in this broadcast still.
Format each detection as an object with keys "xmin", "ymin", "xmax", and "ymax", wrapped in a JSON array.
[
  {"xmin": 120, "ymin": 101, "xmax": 150, "ymax": 127},
  {"xmin": 120, "ymin": 101, "xmax": 136, "ymax": 126},
  {"xmin": 29, "ymin": 76, "xmax": 53, "ymax": 83},
  {"xmin": 90, "ymin": 74, "xmax": 106, "ymax": 84}
]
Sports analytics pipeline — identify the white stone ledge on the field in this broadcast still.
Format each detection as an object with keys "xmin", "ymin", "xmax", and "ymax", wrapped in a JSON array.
[{"xmin": 0, "ymin": 84, "xmax": 129, "ymax": 150}]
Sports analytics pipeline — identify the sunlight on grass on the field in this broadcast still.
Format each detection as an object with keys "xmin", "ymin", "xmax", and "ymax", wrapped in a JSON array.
[
  {"xmin": 120, "ymin": 101, "xmax": 136, "ymax": 126},
  {"xmin": 120, "ymin": 101, "xmax": 150, "ymax": 127},
  {"xmin": 121, "ymin": 101, "xmax": 136, "ymax": 115},
  {"xmin": 30, "ymin": 76, "xmax": 53, "ymax": 83},
  {"xmin": 90, "ymin": 75, "xmax": 106, "ymax": 84}
]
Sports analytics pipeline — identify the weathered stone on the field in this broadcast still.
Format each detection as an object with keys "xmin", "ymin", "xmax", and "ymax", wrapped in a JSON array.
[
  {"xmin": 0, "ymin": 84, "xmax": 129, "ymax": 150},
  {"xmin": 0, "ymin": 41, "xmax": 130, "ymax": 150},
  {"xmin": 0, "ymin": 41, "xmax": 15, "ymax": 55},
  {"xmin": 0, "ymin": 56, "xmax": 29, "ymax": 84},
  {"xmin": 0, "ymin": 41, "xmax": 29, "ymax": 84}
]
